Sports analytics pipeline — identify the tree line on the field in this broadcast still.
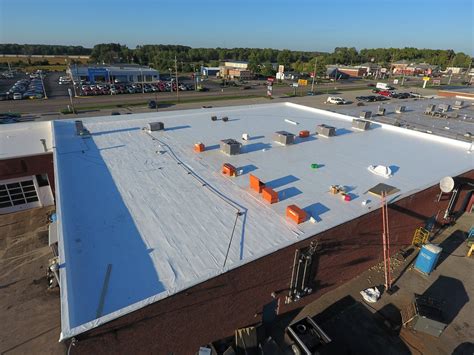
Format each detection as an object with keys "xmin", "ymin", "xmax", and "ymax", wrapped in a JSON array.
[
  {"xmin": 1, "ymin": 43, "xmax": 471, "ymax": 73},
  {"xmin": 0, "ymin": 44, "xmax": 91, "ymax": 56}
]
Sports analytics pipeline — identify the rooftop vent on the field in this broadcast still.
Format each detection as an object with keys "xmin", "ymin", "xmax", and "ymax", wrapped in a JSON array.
[
  {"xmin": 220, "ymin": 139, "xmax": 242, "ymax": 155},
  {"xmin": 425, "ymin": 104, "xmax": 436, "ymax": 114},
  {"xmin": 352, "ymin": 119, "xmax": 371, "ymax": 131},
  {"xmin": 273, "ymin": 131, "xmax": 295, "ymax": 145},
  {"xmin": 377, "ymin": 106, "xmax": 386, "ymax": 116},
  {"xmin": 211, "ymin": 116, "xmax": 217, "ymax": 121},
  {"xmin": 359, "ymin": 111, "xmax": 372, "ymax": 119},
  {"xmin": 438, "ymin": 104, "xmax": 451, "ymax": 112},
  {"xmin": 147, "ymin": 122, "xmax": 164, "ymax": 131},
  {"xmin": 396, "ymin": 106, "xmax": 406, "ymax": 114},
  {"xmin": 453, "ymin": 101, "xmax": 464, "ymax": 110},
  {"xmin": 75, "ymin": 120, "xmax": 90, "ymax": 138},
  {"xmin": 367, "ymin": 183, "xmax": 399, "ymax": 198},
  {"xmin": 316, "ymin": 124, "xmax": 336, "ymax": 138}
]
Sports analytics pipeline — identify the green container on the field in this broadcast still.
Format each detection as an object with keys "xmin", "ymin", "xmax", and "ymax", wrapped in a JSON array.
[{"xmin": 311, "ymin": 163, "xmax": 319, "ymax": 169}]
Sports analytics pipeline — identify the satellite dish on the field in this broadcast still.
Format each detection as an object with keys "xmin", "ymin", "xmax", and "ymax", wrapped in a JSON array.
[{"xmin": 440, "ymin": 176, "xmax": 454, "ymax": 193}]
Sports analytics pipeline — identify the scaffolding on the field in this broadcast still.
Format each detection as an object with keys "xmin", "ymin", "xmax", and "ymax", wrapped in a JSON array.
[{"xmin": 412, "ymin": 227, "xmax": 430, "ymax": 248}]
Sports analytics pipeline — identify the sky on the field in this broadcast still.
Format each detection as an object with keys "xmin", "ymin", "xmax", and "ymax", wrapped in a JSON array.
[{"xmin": 0, "ymin": 0, "xmax": 473, "ymax": 54}]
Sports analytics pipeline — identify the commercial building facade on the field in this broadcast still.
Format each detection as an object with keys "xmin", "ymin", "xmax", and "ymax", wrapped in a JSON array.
[
  {"xmin": 67, "ymin": 65, "xmax": 159, "ymax": 84},
  {"xmin": 0, "ymin": 122, "xmax": 55, "ymax": 215}
]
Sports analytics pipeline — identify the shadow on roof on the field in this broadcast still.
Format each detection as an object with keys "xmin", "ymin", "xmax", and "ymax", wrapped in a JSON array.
[
  {"xmin": 91, "ymin": 127, "xmax": 141, "ymax": 136},
  {"xmin": 204, "ymin": 144, "xmax": 220, "ymax": 151},
  {"xmin": 59, "ymin": 129, "xmax": 165, "ymax": 328},
  {"xmin": 266, "ymin": 175, "xmax": 299, "ymax": 189},
  {"xmin": 237, "ymin": 164, "xmax": 258, "ymax": 175},
  {"xmin": 336, "ymin": 128, "xmax": 353, "ymax": 136},
  {"xmin": 303, "ymin": 202, "xmax": 330, "ymax": 222},
  {"xmin": 165, "ymin": 125, "xmax": 191, "ymax": 131},
  {"xmin": 278, "ymin": 186, "xmax": 302, "ymax": 201},
  {"xmin": 241, "ymin": 142, "xmax": 272, "ymax": 154}
]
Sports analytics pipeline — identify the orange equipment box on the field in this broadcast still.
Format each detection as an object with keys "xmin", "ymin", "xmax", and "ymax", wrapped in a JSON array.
[
  {"xmin": 262, "ymin": 187, "xmax": 279, "ymax": 204},
  {"xmin": 222, "ymin": 163, "xmax": 236, "ymax": 177},
  {"xmin": 286, "ymin": 205, "xmax": 307, "ymax": 224},
  {"xmin": 249, "ymin": 174, "xmax": 265, "ymax": 193},
  {"xmin": 194, "ymin": 143, "xmax": 205, "ymax": 152},
  {"xmin": 299, "ymin": 130, "xmax": 310, "ymax": 138}
]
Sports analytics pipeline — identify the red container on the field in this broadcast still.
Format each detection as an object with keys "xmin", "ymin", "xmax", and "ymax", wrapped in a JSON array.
[
  {"xmin": 222, "ymin": 163, "xmax": 236, "ymax": 177},
  {"xmin": 249, "ymin": 174, "xmax": 265, "ymax": 193},
  {"xmin": 262, "ymin": 187, "xmax": 279, "ymax": 204},
  {"xmin": 299, "ymin": 130, "xmax": 310, "ymax": 138},
  {"xmin": 286, "ymin": 205, "xmax": 307, "ymax": 224},
  {"xmin": 194, "ymin": 143, "xmax": 205, "ymax": 152}
]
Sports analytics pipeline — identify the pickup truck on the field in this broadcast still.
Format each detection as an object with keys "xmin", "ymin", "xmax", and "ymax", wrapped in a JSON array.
[{"xmin": 326, "ymin": 96, "xmax": 347, "ymax": 105}]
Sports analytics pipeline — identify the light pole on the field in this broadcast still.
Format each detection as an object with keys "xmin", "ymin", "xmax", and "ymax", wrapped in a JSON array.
[
  {"xmin": 447, "ymin": 56, "xmax": 455, "ymax": 86},
  {"xmin": 310, "ymin": 57, "xmax": 318, "ymax": 93},
  {"xmin": 68, "ymin": 88, "xmax": 75, "ymax": 113},
  {"xmin": 40, "ymin": 71, "xmax": 48, "ymax": 99},
  {"xmin": 175, "ymin": 55, "xmax": 179, "ymax": 102},
  {"xmin": 168, "ymin": 68, "xmax": 173, "ymax": 96}
]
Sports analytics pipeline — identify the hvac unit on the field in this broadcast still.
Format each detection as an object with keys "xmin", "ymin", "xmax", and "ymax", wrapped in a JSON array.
[
  {"xmin": 352, "ymin": 119, "xmax": 371, "ymax": 131},
  {"xmin": 220, "ymin": 139, "xmax": 241, "ymax": 155},
  {"xmin": 147, "ymin": 122, "xmax": 164, "ymax": 131},
  {"xmin": 438, "ymin": 104, "xmax": 451, "ymax": 112},
  {"xmin": 396, "ymin": 106, "xmax": 406, "ymax": 113},
  {"xmin": 273, "ymin": 131, "xmax": 295, "ymax": 145},
  {"xmin": 425, "ymin": 104, "xmax": 436, "ymax": 114},
  {"xmin": 316, "ymin": 124, "xmax": 336, "ymax": 137},
  {"xmin": 359, "ymin": 111, "xmax": 372, "ymax": 119}
]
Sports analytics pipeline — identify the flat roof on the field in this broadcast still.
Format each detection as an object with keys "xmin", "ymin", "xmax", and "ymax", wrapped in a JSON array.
[
  {"xmin": 0, "ymin": 121, "xmax": 52, "ymax": 160},
  {"xmin": 54, "ymin": 103, "xmax": 473, "ymax": 339},
  {"xmin": 333, "ymin": 97, "xmax": 474, "ymax": 141}
]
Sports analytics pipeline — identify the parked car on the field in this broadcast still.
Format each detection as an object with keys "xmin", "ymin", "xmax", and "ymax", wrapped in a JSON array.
[
  {"xmin": 148, "ymin": 100, "xmax": 157, "ymax": 109},
  {"xmin": 13, "ymin": 93, "xmax": 23, "ymax": 100},
  {"xmin": 356, "ymin": 96, "xmax": 379, "ymax": 102},
  {"xmin": 378, "ymin": 90, "xmax": 393, "ymax": 97},
  {"xmin": 326, "ymin": 96, "xmax": 348, "ymax": 104}
]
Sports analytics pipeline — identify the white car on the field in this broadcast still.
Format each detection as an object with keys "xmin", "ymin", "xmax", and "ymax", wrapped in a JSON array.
[{"xmin": 326, "ymin": 96, "xmax": 347, "ymax": 105}]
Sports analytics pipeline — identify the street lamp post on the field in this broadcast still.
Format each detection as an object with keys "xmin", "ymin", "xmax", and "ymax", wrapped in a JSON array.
[
  {"xmin": 168, "ymin": 68, "xmax": 173, "ymax": 96},
  {"xmin": 40, "ymin": 71, "xmax": 48, "ymax": 99}
]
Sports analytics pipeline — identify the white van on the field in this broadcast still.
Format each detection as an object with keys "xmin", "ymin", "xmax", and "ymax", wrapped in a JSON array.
[{"xmin": 376, "ymin": 82, "xmax": 394, "ymax": 90}]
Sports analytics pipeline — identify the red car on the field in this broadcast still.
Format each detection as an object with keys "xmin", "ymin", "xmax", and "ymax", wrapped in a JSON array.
[{"xmin": 378, "ymin": 90, "xmax": 393, "ymax": 97}]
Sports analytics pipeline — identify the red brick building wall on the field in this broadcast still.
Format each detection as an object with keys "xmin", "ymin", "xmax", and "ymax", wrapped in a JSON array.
[
  {"xmin": 338, "ymin": 68, "xmax": 367, "ymax": 77},
  {"xmin": 0, "ymin": 153, "xmax": 55, "ymax": 195},
  {"xmin": 72, "ymin": 170, "xmax": 473, "ymax": 354}
]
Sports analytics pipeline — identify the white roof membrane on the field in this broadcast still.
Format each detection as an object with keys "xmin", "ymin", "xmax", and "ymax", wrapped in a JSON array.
[
  {"xmin": 0, "ymin": 121, "xmax": 52, "ymax": 159},
  {"xmin": 53, "ymin": 102, "xmax": 473, "ymax": 339}
]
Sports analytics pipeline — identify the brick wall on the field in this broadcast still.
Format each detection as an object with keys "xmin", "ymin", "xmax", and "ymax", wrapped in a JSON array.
[{"xmin": 0, "ymin": 153, "xmax": 55, "ymax": 195}]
